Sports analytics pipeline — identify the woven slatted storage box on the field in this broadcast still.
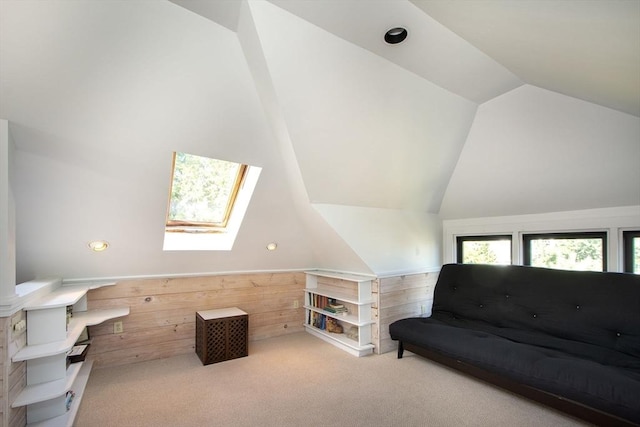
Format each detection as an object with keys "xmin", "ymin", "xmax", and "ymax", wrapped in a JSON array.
[{"xmin": 196, "ymin": 307, "xmax": 248, "ymax": 365}]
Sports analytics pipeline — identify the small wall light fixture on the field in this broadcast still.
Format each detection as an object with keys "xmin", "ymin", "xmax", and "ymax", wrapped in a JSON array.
[
  {"xmin": 266, "ymin": 242, "xmax": 278, "ymax": 251},
  {"xmin": 88, "ymin": 240, "xmax": 109, "ymax": 252},
  {"xmin": 384, "ymin": 27, "xmax": 408, "ymax": 44}
]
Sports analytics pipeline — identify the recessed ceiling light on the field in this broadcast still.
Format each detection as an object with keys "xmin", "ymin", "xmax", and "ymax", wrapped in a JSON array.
[
  {"xmin": 384, "ymin": 27, "xmax": 408, "ymax": 44},
  {"xmin": 88, "ymin": 240, "xmax": 109, "ymax": 252},
  {"xmin": 266, "ymin": 242, "xmax": 278, "ymax": 251}
]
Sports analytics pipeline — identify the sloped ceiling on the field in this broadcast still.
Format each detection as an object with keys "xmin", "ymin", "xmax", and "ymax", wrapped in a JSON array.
[
  {"xmin": 174, "ymin": 0, "xmax": 640, "ymax": 117},
  {"xmin": 248, "ymin": 0, "xmax": 478, "ymax": 211},
  {"xmin": 0, "ymin": 0, "xmax": 370, "ymax": 280},
  {"xmin": 439, "ymin": 85, "xmax": 640, "ymax": 218},
  {"xmin": 173, "ymin": 0, "xmax": 640, "ymax": 213},
  {"xmin": 413, "ymin": 0, "xmax": 640, "ymax": 117},
  {"xmin": 1, "ymin": 0, "xmax": 639, "ymax": 280}
]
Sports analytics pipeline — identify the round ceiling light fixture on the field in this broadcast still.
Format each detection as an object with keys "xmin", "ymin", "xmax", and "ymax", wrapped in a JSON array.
[
  {"xmin": 266, "ymin": 242, "xmax": 278, "ymax": 251},
  {"xmin": 88, "ymin": 240, "xmax": 109, "ymax": 252},
  {"xmin": 384, "ymin": 27, "xmax": 408, "ymax": 44}
]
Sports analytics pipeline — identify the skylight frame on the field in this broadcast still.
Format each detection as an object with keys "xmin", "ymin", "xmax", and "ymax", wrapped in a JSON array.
[{"xmin": 165, "ymin": 152, "xmax": 249, "ymax": 234}]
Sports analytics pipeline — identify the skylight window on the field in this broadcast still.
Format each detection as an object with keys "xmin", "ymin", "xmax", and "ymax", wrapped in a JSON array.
[
  {"xmin": 167, "ymin": 152, "xmax": 247, "ymax": 231},
  {"xmin": 163, "ymin": 152, "xmax": 261, "ymax": 251}
]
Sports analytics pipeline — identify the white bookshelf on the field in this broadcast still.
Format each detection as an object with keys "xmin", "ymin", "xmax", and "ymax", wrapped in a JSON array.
[
  {"xmin": 12, "ymin": 361, "xmax": 82, "ymax": 407},
  {"xmin": 304, "ymin": 270, "xmax": 376, "ymax": 357},
  {"xmin": 11, "ymin": 283, "xmax": 129, "ymax": 426}
]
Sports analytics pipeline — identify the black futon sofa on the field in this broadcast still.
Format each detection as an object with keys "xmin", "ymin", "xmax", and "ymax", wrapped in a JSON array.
[{"xmin": 389, "ymin": 263, "xmax": 640, "ymax": 426}]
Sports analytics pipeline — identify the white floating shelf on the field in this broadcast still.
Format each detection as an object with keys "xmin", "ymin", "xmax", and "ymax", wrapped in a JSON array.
[
  {"xmin": 13, "ymin": 307, "xmax": 129, "ymax": 362},
  {"xmin": 12, "ymin": 362, "xmax": 82, "ymax": 408},
  {"xmin": 27, "ymin": 360, "xmax": 93, "ymax": 427},
  {"xmin": 24, "ymin": 288, "xmax": 88, "ymax": 311},
  {"xmin": 73, "ymin": 307, "xmax": 130, "ymax": 327}
]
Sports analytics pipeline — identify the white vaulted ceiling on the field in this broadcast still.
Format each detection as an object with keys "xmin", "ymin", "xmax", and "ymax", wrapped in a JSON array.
[
  {"xmin": 172, "ymin": 0, "xmax": 640, "ymax": 213},
  {"xmin": 248, "ymin": 0, "xmax": 478, "ymax": 212},
  {"xmin": 413, "ymin": 0, "xmax": 640, "ymax": 117},
  {"xmin": 1, "ymin": 0, "xmax": 639, "ymax": 279}
]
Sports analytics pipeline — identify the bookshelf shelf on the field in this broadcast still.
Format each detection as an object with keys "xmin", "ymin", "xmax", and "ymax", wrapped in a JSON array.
[
  {"xmin": 27, "ymin": 360, "xmax": 93, "ymax": 427},
  {"xmin": 303, "ymin": 305, "xmax": 375, "ymax": 327},
  {"xmin": 12, "ymin": 362, "xmax": 82, "ymax": 408},
  {"xmin": 11, "ymin": 283, "xmax": 128, "ymax": 425},
  {"xmin": 303, "ymin": 288, "xmax": 375, "ymax": 306},
  {"xmin": 304, "ymin": 324, "xmax": 375, "ymax": 357},
  {"xmin": 304, "ymin": 270, "xmax": 376, "ymax": 357},
  {"xmin": 13, "ymin": 307, "xmax": 129, "ymax": 362}
]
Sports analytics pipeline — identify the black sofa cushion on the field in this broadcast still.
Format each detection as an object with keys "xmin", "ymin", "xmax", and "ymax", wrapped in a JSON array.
[
  {"xmin": 389, "ymin": 264, "xmax": 640, "ymax": 425},
  {"xmin": 389, "ymin": 317, "xmax": 640, "ymax": 423},
  {"xmin": 432, "ymin": 264, "xmax": 640, "ymax": 359}
]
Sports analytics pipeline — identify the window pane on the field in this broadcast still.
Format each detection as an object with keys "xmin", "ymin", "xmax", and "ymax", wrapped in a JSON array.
[
  {"xmin": 528, "ymin": 237, "xmax": 604, "ymax": 272},
  {"xmin": 623, "ymin": 231, "xmax": 640, "ymax": 274},
  {"xmin": 168, "ymin": 152, "xmax": 243, "ymax": 225},
  {"xmin": 632, "ymin": 237, "xmax": 640, "ymax": 274},
  {"xmin": 462, "ymin": 240, "xmax": 511, "ymax": 265},
  {"xmin": 457, "ymin": 236, "xmax": 511, "ymax": 265}
]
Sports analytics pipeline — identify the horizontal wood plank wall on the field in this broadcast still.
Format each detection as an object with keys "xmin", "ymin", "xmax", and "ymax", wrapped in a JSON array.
[
  {"xmin": 376, "ymin": 271, "xmax": 439, "ymax": 354},
  {"xmin": 0, "ymin": 311, "xmax": 26, "ymax": 427},
  {"xmin": 372, "ymin": 279, "xmax": 380, "ymax": 354},
  {"xmin": 86, "ymin": 272, "xmax": 305, "ymax": 368}
]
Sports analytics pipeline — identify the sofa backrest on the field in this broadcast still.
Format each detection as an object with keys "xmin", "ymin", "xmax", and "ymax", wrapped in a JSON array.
[{"xmin": 433, "ymin": 263, "xmax": 640, "ymax": 357}]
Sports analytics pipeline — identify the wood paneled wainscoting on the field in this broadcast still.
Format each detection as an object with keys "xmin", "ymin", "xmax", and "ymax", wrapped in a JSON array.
[
  {"xmin": 374, "ymin": 271, "xmax": 439, "ymax": 355},
  {"xmin": 0, "ymin": 311, "xmax": 27, "ymax": 427},
  {"xmin": 85, "ymin": 272, "xmax": 305, "ymax": 369}
]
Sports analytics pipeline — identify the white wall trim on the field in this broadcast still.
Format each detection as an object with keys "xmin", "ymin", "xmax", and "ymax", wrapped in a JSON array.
[
  {"xmin": 376, "ymin": 266, "xmax": 442, "ymax": 279},
  {"xmin": 443, "ymin": 205, "xmax": 640, "ymax": 271},
  {"xmin": 60, "ymin": 267, "xmax": 313, "ymax": 285}
]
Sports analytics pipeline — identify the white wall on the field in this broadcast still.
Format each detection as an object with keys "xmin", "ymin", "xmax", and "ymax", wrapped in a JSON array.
[
  {"xmin": 248, "ymin": 0, "xmax": 477, "ymax": 213},
  {"xmin": 2, "ymin": 1, "xmax": 377, "ymax": 283},
  {"xmin": 314, "ymin": 204, "xmax": 442, "ymax": 275},
  {"xmin": 237, "ymin": 0, "xmax": 372, "ymax": 276},
  {"xmin": 5, "ymin": 1, "xmax": 318, "ymax": 282},
  {"xmin": 443, "ymin": 205, "xmax": 640, "ymax": 272}
]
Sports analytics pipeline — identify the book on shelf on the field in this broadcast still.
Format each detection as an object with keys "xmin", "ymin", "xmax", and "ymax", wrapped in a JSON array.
[
  {"xmin": 311, "ymin": 311, "xmax": 327, "ymax": 330},
  {"xmin": 65, "ymin": 390, "xmax": 75, "ymax": 411},
  {"xmin": 323, "ymin": 306, "xmax": 348, "ymax": 315},
  {"xmin": 310, "ymin": 294, "xmax": 346, "ymax": 308},
  {"xmin": 67, "ymin": 344, "xmax": 89, "ymax": 363}
]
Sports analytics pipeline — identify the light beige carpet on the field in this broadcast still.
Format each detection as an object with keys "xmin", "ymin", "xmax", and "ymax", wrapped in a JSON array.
[{"xmin": 75, "ymin": 332, "xmax": 590, "ymax": 427}]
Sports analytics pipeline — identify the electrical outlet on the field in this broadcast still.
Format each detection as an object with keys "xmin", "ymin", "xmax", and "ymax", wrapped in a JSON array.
[
  {"xmin": 113, "ymin": 321, "xmax": 124, "ymax": 334},
  {"xmin": 293, "ymin": 300, "xmax": 299, "ymax": 309}
]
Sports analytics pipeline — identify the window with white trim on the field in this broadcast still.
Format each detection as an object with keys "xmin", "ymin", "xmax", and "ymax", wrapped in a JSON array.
[
  {"xmin": 456, "ymin": 235, "xmax": 512, "ymax": 265},
  {"xmin": 163, "ymin": 152, "xmax": 261, "ymax": 251},
  {"xmin": 523, "ymin": 232, "xmax": 607, "ymax": 272}
]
